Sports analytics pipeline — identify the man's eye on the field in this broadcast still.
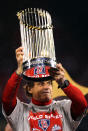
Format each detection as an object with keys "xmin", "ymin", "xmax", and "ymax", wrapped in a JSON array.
[
  {"xmin": 47, "ymin": 81, "xmax": 52, "ymax": 85},
  {"xmin": 37, "ymin": 82, "xmax": 41, "ymax": 86},
  {"xmin": 37, "ymin": 82, "xmax": 44, "ymax": 86}
]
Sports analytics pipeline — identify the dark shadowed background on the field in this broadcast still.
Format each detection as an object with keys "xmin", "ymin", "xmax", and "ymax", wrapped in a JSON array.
[{"xmin": 0, "ymin": 0, "xmax": 88, "ymax": 130}]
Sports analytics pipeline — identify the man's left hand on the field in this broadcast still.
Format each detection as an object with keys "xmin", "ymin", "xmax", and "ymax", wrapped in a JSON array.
[{"xmin": 49, "ymin": 63, "xmax": 66, "ymax": 86}]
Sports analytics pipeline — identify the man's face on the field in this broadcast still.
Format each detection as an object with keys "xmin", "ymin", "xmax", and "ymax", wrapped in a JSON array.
[{"xmin": 29, "ymin": 80, "xmax": 53, "ymax": 102}]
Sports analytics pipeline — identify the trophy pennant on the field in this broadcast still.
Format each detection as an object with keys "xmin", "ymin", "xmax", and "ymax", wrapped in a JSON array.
[{"xmin": 17, "ymin": 8, "xmax": 56, "ymax": 80}]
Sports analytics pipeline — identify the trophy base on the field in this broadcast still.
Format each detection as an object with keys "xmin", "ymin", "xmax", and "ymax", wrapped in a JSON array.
[{"xmin": 22, "ymin": 57, "xmax": 56, "ymax": 80}]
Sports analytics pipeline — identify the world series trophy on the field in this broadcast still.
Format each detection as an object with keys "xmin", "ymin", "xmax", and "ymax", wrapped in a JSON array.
[{"xmin": 17, "ymin": 8, "xmax": 56, "ymax": 80}]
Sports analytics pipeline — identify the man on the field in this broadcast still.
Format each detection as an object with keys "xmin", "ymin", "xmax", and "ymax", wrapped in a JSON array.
[{"xmin": 2, "ymin": 47, "xmax": 88, "ymax": 131}]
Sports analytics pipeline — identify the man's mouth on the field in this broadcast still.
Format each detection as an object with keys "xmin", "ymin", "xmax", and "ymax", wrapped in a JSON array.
[{"xmin": 41, "ymin": 90, "xmax": 50, "ymax": 94}]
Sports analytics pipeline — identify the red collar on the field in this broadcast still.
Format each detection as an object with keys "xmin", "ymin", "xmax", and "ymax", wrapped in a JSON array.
[{"xmin": 32, "ymin": 98, "xmax": 52, "ymax": 106}]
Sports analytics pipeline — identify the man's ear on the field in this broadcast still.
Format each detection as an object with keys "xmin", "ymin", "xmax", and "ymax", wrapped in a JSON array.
[{"xmin": 27, "ymin": 86, "xmax": 33, "ymax": 94}]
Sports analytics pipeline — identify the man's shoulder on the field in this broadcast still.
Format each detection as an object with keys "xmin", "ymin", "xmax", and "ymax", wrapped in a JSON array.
[
  {"xmin": 53, "ymin": 99, "xmax": 71, "ymax": 108},
  {"xmin": 17, "ymin": 98, "xmax": 31, "ymax": 109}
]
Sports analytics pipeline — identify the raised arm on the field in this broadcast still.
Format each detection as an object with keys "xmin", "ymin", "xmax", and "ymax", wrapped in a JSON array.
[
  {"xmin": 2, "ymin": 47, "xmax": 24, "ymax": 115},
  {"xmin": 49, "ymin": 63, "xmax": 88, "ymax": 120}
]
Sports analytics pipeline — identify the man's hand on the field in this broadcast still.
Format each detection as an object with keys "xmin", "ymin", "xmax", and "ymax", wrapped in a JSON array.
[
  {"xmin": 49, "ymin": 63, "xmax": 66, "ymax": 86},
  {"xmin": 15, "ymin": 46, "xmax": 24, "ymax": 75}
]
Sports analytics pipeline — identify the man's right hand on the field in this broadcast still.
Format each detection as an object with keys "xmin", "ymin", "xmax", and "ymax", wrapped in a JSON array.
[{"xmin": 15, "ymin": 46, "xmax": 24, "ymax": 75}]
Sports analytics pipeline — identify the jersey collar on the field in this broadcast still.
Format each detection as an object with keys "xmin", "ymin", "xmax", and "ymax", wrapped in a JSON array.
[{"xmin": 32, "ymin": 98, "xmax": 52, "ymax": 106}]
